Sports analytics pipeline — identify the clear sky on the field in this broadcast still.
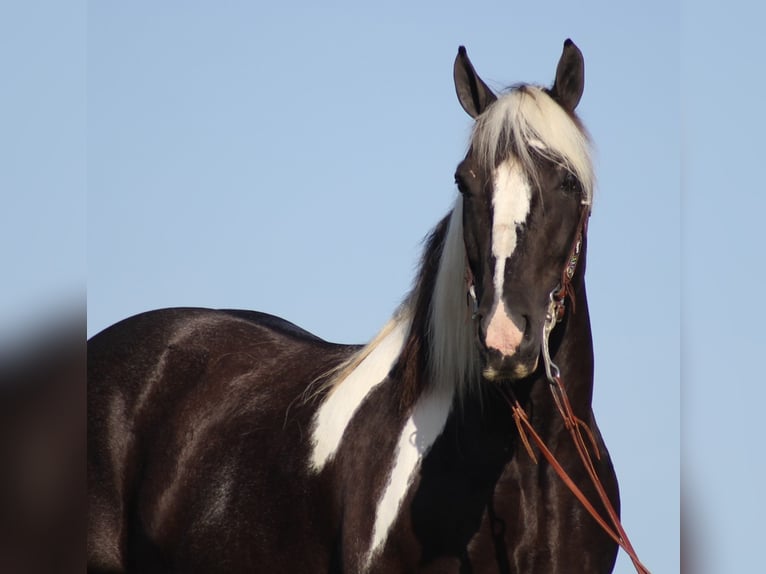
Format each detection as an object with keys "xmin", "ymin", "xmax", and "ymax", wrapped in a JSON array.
[{"xmin": 3, "ymin": 1, "xmax": 762, "ymax": 572}]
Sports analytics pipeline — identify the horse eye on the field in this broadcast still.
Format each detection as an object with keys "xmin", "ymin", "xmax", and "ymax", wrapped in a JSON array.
[
  {"xmin": 560, "ymin": 172, "xmax": 581, "ymax": 194},
  {"xmin": 455, "ymin": 174, "xmax": 468, "ymax": 194}
]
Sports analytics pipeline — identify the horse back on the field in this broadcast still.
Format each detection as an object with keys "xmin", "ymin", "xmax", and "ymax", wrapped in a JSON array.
[{"xmin": 87, "ymin": 308, "xmax": 354, "ymax": 573}]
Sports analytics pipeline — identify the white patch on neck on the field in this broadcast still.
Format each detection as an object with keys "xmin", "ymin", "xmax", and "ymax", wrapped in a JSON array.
[
  {"xmin": 365, "ymin": 385, "xmax": 454, "ymax": 568},
  {"xmin": 310, "ymin": 318, "xmax": 410, "ymax": 471},
  {"xmin": 491, "ymin": 158, "xmax": 532, "ymax": 301}
]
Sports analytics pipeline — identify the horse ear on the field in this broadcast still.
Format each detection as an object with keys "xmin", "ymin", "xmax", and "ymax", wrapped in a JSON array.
[
  {"xmin": 454, "ymin": 46, "xmax": 497, "ymax": 118},
  {"xmin": 550, "ymin": 39, "xmax": 585, "ymax": 112}
]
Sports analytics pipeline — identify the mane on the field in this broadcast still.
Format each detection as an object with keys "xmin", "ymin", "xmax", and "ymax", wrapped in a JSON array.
[
  {"xmin": 319, "ymin": 200, "xmax": 478, "ymax": 405},
  {"xmin": 426, "ymin": 197, "xmax": 481, "ymax": 396},
  {"xmin": 472, "ymin": 85, "xmax": 595, "ymax": 205},
  {"xmin": 319, "ymin": 85, "xmax": 594, "ymax": 408}
]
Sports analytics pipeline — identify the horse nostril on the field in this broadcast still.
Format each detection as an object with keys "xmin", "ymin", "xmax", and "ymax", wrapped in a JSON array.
[{"xmin": 521, "ymin": 316, "xmax": 533, "ymax": 341}]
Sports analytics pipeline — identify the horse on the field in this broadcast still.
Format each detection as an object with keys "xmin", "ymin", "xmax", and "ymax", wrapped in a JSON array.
[{"xmin": 88, "ymin": 39, "xmax": 632, "ymax": 573}]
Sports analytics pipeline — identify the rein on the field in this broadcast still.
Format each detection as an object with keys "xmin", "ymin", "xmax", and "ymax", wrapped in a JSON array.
[{"xmin": 503, "ymin": 208, "xmax": 651, "ymax": 574}]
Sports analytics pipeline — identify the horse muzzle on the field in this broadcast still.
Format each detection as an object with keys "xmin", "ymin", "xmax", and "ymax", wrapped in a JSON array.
[
  {"xmin": 481, "ymin": 348, "xmax": 540, "ymax": 382},
  {"xmin": 478, "ymin": 304, "xmax": 541, "ymax": 381}
]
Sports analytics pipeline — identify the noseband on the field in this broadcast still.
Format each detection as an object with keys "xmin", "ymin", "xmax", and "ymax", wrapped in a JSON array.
[{"xmin": 503, "ymin": 205, "xmax": 651, "ymax": 574}]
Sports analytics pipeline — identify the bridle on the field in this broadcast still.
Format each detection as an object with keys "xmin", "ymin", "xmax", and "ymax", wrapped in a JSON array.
[{"xmin": 489, "ymin": 205, "xmax": 652, "ymax": 573}]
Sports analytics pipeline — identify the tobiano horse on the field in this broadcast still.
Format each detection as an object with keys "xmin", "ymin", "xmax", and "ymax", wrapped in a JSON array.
[{"xmin": 88, "ymin": 40, "xmax": 648, "ymax": 573}]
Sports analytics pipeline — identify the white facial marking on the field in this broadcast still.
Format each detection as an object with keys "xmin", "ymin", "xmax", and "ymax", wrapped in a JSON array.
[
  {"xmin": 310, "ymin": 319, "xmax": 409, "ymax": 472},
  {"xmin": 484, "ymin": 159, "xmax": 531, "ymax": 355},
  {"xmin": 527, "ymin": 137, "xmax": 547, "ymax": 151},
  {"xmin": 365, "ymin": 386, "xmax": 454, "ymax": 568},
  {"xmin": 491, "ymin": 158, "xmax": 532, "ymax": 278}
]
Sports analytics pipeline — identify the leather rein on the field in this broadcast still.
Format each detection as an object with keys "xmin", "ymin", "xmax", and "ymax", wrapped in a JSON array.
[{"xmin": 500, "ymin": 207, "xmax": 651, "ymax": 574}]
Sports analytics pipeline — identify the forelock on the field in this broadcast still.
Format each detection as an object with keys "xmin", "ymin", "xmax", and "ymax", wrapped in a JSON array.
[{"xmin": 471, "ymin": 85, "xmax": 594, "ymax": 205}]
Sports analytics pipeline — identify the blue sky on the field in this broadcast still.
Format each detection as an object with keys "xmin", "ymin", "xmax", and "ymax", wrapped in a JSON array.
[
  {"xmin": 0, "ymin": 2, "xmax": 85, "ymax": 346},
  {"xmin": 681, "ymin": 3, "xmax": 766, "ymax": 572},
  {"xmin": 4, "ymin": 1, "xmax": 762, "ymax": 572}
]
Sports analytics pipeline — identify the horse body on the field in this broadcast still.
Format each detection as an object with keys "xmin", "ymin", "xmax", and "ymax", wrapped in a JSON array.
[
  {"xmin": 88, "ymin": 309, "xmax": 349, "ymax": 572},
  {"xmin": 89, "ymin": 40, "xmax": 623, "ymax": 573},
  {"xmin": 89, "ymin": 305, "xmax": 616, "ymax": 573}
]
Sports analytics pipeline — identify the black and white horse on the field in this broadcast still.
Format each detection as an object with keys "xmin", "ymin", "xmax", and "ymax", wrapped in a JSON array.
[{"xmin": 88, "ymin": 40, "xmax": 627, "ymax": 573}]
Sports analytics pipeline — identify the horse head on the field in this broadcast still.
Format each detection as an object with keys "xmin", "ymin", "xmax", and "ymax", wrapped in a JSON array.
[{"xmin": 452, "ymin": 40, "xmax": 593, "ymax": 383}]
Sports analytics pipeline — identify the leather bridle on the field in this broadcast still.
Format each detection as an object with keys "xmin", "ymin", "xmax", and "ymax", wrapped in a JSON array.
[{"xmin": 503, "ymin": 207, "xmax": 652, "ymax": 574}]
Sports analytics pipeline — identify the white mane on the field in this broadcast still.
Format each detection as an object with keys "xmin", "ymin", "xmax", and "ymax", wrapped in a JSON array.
[{"xmin": 426, "ymin": 197, "xmax": 481, "ymax": 396}]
